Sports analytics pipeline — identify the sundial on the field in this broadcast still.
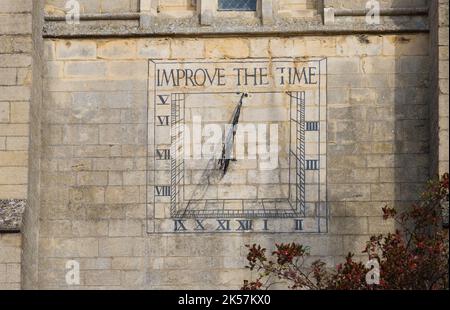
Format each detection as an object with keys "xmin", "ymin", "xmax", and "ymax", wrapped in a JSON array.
[{"xmin": 147, "ymin": 58, "xmax": 327, "ymax": 233}]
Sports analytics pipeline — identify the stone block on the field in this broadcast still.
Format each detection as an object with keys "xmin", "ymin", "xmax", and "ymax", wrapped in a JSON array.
[
  {"xmin": 93, "ymin": 158, "xmax": 134, "ymax": 171},
  {"xmin": 0, "ymin": 86, "xmax": 30, "ymax": 101},
  {"xmin": 137, "ymin": 39, "xmax": 171, "ymax": 59},
  {"xmin": 0, "ymin": 102, "xmax": 10, "ymax": 122},
  {"xmin": 269, "ymin": 38, "xmax": 295, "ymax": 57},
  {"xmin": 328, "ymin": 57, "xmax": 360, "ymax": 74},
  {"xmin": 328, "ymin": 184, "xmax": 371, "ymax": 201},
  {"xmin": 40, "ymin": 220, "xmax": 72, "ymax": 237},
  {"xmin": 368, "ymin": 217, "xmax": 395, "ymax": 234},
  {"xmin": 99, "ymin": 237, "xmax": 134, "ymax": 256},
  {"xmin": 64, "ymin": 61, "xmax": 107, "ymax": 78},
  {"xmin": 62, "ymin": 125, "xmax": 99, "ymax": 145},
  {"xmin": 105, "ymin": 186, "xmax": 140, "ymax": 204},
  {"xmin": 100, "ymin": 0, "xmax": 133, "ymax": 12},
  {"xmin": 0, "ymin": 68, "xmax": 16, "ymax": 86},
  {"xmin": 205, "ymin": 38, "xmax": 250, "ymax": 59},
  {"xmin": 12, "ymin": 36, "xmax": 32, "ymax": 53},
  {"xmin": 79, "ymin": 257, "xmax": 112, "ymax": 270},
  {"xmin": 98, "ymin": 40, "xmax": 136, "ymax": 59},
  {"xmin": 0, "ymin": 54, "xmax": 31, "ymax": 67},
  {"xmin": 0, "ymin": 151, "xmax": 28, "ymax": 166},
  {"xmin": 109, "ymin": 219, "xmax": 143, "ymax": 237},
  {"xmin": 83, "ymin": 270, "xmax": 121, "ymax": 286},
  {"xmin": 171, "ymin": 39, "xmax": 205, "ymax": 59},
  {"xmin": 382, "ymin": 35, "xmax": 429, "ymax": 56},
  {"xmin": 0, "ymin": 13, "xmax": 31, "ymax": 35},
  {"xmin": 0, "ymin": 167, "xmax": 28, "ymax": 185},
  {"xmin": 0, "ymin": 137, "xmax": 5, "ymax": 150},
  {"xmin": 0, "ymin": 0, "xmax": 32, "ymax": 13},
  {"xmin": 41, "ymin": 238, "xmax": 99, "ymax": 258},
  {"xmin": 336, "ymin": 35, "xmax": 382, "ymax": 56},
  {"xmin": 6, "ymin": 263, "xmax": 20, "ymax": 283},
  {"xmin": 361, "ymin": 57, "xmax": 396, "ymax": 73},
  {"xmin": 9, "ymin": 102, "xmax": 29, "ymax": 123},
  {"xmin": 329, "ymin": 217, "xmax": 368, "ymax": 235},
  {"xmin": 0, "ymin": 185, "xmax": 27, "ymax": 199},
  {"xmin": 0, "ymin": 246, "xmax": 21, "ymax": 263},
  {"xmin": 99, "ymin": 124, "xmax": 142, "ymax": 145},
  {"xmin": 123, "ymin": 171, "xmax": 146, "ymax": 186},
  {"xmin": 77, "ymin": 172, "xmax": 108, "ymax": 186},
  {"xmin": 72, "ymin": 220, "xmax": 109, "ymax": 237},
  {"xmin": 107, "ymin": 61, "xmax": 148, "ymax": 78},
  {"xmin": 56, "ymin": 41, "xmax": 97, "ymax": 60},
  {"xmin": 249, "ymin": 38, "xmax": 270, "ymax": 58},
  {"xmin": 111, "ymin": 257, "xmax": 145, "ymax": 270},
  {"xmin": 121, "ymin": 270, "xmax": 146, "ymax": 287}
]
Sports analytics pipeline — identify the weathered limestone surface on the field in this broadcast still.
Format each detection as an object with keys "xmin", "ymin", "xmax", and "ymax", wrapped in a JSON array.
[
  {"xmin": 0, "ymin": 0, "xmax": 32, "ymax": 290},
  {"xmin": 0, "ymin": 0, "xmax": 448, "ymax": 290},
  {"xmin": 0, "ymin": 233, "xmax": 21, "ymax": 289},
  {"xmin": 0, "ymin": 0, "xmax": 32, "ymax": 200},
  {"xmin": 28, "ymin": 33, "xmax": 430, "ymax": 289},
  {"xmin": 430, "ymin": 0, "xmax": 449, "ymax": 176}
]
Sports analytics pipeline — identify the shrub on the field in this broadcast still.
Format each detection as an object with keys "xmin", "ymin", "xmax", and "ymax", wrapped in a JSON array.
[{"xmin": 242, "ymin": 174, "xmax": 449, "ymax": 290}]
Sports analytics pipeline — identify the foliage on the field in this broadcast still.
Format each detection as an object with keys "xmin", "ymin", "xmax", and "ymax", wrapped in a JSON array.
[{"xmin": 242, "ymin": 174, "xmax": 449, "ymax": 290}]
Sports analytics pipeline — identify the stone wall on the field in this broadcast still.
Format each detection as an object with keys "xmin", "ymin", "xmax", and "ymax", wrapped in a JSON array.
[
  {"xmin": 0, "ymin": 0, "xmax": 32, "ymax": 290},
  {"xmin": 0, "ymin": 233, "xmax": 22, "ymax": 289},
  {"xmin": 0, "ymin": 0, "xmax": 32, "ymax": 200},
  {"xmin": 29, "ymin": 33, "xmax": 430, "ymax": 289},
  {"xmin": 0, "ymin": 0, "xmax": 447, "ymax": 290}
]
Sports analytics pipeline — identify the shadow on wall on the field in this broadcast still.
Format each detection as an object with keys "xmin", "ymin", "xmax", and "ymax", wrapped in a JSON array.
[
  {"xmin": 391, "ymin": 0, "xmax": 431, "ymax": 221},
  {"xmin": 326, "ymin": 0, "xmax": 432, "ymax": 263}
]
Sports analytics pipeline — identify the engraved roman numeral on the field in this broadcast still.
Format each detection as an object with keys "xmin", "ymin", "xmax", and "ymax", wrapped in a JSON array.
[
  {"xmin": 156, "ymin": 148, "xmax": 170, "ymax": 160},
  {"xmin": 157, "ymin": 95, "xmax": 170, "ymax": 105},
  {"xmin": 295, "ymin": 219, "xmax": 304, "ymax": 231},
  {"xmin": 306, "ymin": 160, "xmax": 319, "ymax": 170},
  {"xmin": 156, "ymin": 115, "xmax": 170, "ymax": 126},
  {"xmin": 306, "ymin": 121, "xmax": 319, "ymax": 131},
  {"xmin": 155, "ymin": 186, "xmax": 170, "ymax": 196},
  {"xmin": 194, "ymin": 219, "xmax": 206, "ymax": 231},
  {"xmin": 237, "ymin": 220, "xmax": 253, "ymax": 231},
  {"xmin": 263, "ymin": 219, "xmax": 269, "ymax": 231},
  {"xmin": 216, "ymin": 220, "xmax": 230, "ymax": 231},
  {"xmin": 174, "ymin": 220, "xmax": 187, "ymax": 231}
]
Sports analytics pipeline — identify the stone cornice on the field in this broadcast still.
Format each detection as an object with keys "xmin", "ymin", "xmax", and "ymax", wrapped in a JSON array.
[{"xmin": 43, "ymin": 16, "xmax": 429, "ymax": 38}]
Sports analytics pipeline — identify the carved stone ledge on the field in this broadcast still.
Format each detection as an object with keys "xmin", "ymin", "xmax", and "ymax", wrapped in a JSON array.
[
  {"xmin": 0, "ymin": 199, "xmax": 26, "ymax": 232},
  {"xmin": 43, "ymin": 15, "xmax": 428, "ymax": 38}
]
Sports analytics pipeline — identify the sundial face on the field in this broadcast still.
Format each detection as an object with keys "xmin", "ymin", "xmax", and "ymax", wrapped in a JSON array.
[{"xmin": 147, "ymin": 58, "xmax": 327, "ymax": 233}]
